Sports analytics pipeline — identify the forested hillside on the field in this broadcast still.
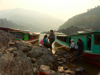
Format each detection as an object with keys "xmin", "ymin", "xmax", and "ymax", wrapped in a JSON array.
[
  {"xmin": 0, "ymin": 18, "xmax": 39, "ymax": 31},
  {"xmin": 59, "ymin": 6, "xmax": 100, "ymax": 30}
]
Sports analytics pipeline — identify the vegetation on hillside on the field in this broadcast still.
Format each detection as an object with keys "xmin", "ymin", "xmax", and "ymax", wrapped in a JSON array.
[
  {"xmin": 0, "ymin": 18, "xmax": 30, "ymax": 31},
  {"xmin": 58, "ymin": 26, "xmax": 84, "ymax": 35},
  {"xmin": 59, "ymin": 6, "xmax": 100, "ymax": 30}
]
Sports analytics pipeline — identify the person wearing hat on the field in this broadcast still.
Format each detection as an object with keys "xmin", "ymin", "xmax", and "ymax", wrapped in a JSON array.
[{"xmin": 70, "ymin": 39, "xmax": 78, "ymax": 53}]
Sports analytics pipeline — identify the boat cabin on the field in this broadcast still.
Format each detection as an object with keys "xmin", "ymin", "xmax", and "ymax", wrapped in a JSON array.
[
  {"xmin": 10, "ymin": 31, "xmax": 40, "ymax": 41},
  {"xmin": 10, "ymin": 31, "xmax": 24, "ymax": 40},
  {"xmin": 55, "ymin": 30, "xmax": 100, "ymax": 54},
  {"xmin": 0, "ymin": 27, "xmax": 20, "ymax": 33},
  {"xmin": 55, "ymin": 35, "xmax": 70, "ymax": 48},
  {"xmin": 70, "ymin": 30, "xmax": 100, "ymax": 54}
]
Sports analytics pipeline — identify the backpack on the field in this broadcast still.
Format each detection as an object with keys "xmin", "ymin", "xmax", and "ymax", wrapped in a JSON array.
[{"xmin": 40, "ymin": 39, "xmax": 44, "ymax": 45}]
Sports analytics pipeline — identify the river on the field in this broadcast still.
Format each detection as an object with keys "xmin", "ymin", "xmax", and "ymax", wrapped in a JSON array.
[{"xmin": 38, "ymin": 34, "xmax": 100, "ymax": 75}]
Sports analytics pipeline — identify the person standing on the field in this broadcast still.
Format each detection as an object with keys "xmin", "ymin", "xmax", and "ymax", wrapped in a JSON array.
[{"xmin": 48, "ymin": 30, "xmax": 55, "ymax": 52}]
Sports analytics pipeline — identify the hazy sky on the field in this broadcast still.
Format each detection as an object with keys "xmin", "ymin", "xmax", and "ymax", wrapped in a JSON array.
[{"xmin": 0, "ymin": 0, "xmax": 100, "ymax": 21}]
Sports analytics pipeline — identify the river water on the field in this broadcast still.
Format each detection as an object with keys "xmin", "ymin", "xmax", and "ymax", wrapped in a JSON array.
[{"xmin": 38, "ymin": 34, "xmax": 100, "ymax": 75}]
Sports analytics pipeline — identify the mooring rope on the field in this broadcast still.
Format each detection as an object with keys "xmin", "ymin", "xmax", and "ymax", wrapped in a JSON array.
[{"xmin": 52, "ymin": 45, "xmax": 70, "ymax": 50}]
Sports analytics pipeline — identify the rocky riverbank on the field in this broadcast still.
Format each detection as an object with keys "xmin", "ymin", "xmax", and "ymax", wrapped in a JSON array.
[{"xmin": 0, "ymin": 30, "xmax": 88, "ymax": 75}]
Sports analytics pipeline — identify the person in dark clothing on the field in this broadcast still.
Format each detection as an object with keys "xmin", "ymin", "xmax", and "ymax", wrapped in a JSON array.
[
  {"xmin": 48, "ymin": 30, "xmax": 55, "ymax": 52},
  {"xmin": 71, "ymin": 39, "xmax": 84, "ymax": 62},
  {"xmin": 74, "ymin": 39, "xmax": 84, "ymax": 57}
]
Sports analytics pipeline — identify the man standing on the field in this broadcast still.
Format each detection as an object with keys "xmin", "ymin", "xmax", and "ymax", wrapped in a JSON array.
[{"xmin": 48, "ymin": 30, "xmax": 55, "ymax": 52}]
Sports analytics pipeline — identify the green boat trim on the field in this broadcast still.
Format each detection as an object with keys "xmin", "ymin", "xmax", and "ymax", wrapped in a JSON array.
[
  {"xmin": 10, "ymin": 31, "xmax": 40, "ymax": 42},
  {"xmin": 55, "ymin": 30, "xmax": 100, "ymax": 54}
]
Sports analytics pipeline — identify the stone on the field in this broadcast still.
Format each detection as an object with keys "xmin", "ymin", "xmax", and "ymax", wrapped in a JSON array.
[
  {"xmin": 58, "ymin": 66, "xmax": 64, "ymax": 72},
  {"xmin": 31, "ymin": 57, "xmax": 37, "ymax": 63},
  {"xmin": 55, "ymin": 50, "xmax": 67, "ymax": 57},
  {"xmin": 50, "ymin": 70, "xmax": 56, "ymax": 75},
  {"xmin": 0, "ymin": 31, "xmax": 62, "ymax": 75},
  {"xmin": 6, "ymin": 48, "xmax": 14, "ymax": 53},
  {"xmin": 0, "ymin": 50, "xmax": 34, "ymax": 75},
  {"xmin": 27, "ymin": 46, "xmax": 58, "ymax": 71},
  {"xmin": 75, "ymin": 67, "xmax": 88, "ymax": 75},
  {"xmin": 27, "ymin": 48, "xmax": 43, "ymax": 58},
  {"xmin": 0, "ymin": 53, "xmax": 3, "ymax": 57},
  {"xmin": 33, "ymin": 67, "xmax": 39, "ymax": 75},
  {"xmin": 63, "ymin": 66, "xmax": 68, "ymax": 70},
  {"xmin": 12, "ymin": 47, "xmax": 18, "ymax": 51},
  {"xmin": 39, "ymin": 65, "xmax": 51, "ymax": 74},
  {"xmin": 15, "ymin": 41, "xmax": 32, "ymax": 52},
  {"xmin": 58, "ymin": 61, "xmax": 64, "ymax": 65},
  {"xmin": 0, "ymin": 30, "xmax": 15, "ymax": 52}
]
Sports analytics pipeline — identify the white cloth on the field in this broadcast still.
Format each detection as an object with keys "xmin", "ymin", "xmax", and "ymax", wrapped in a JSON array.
[
  {"xmin": 71, "ymin": 42, "xmax": 78, "ymax": 49},
  {"xmin": 71, "ymin": 42, "xmax": 75, "ymax": 48}
]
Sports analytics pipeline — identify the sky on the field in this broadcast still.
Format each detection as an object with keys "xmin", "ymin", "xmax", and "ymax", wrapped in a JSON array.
[{"xmin": 0, "ymin": 0, "xmax": 100, "ymax": 21}]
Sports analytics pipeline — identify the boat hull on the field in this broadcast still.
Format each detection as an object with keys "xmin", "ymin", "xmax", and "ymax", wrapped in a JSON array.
[
  {"xmin": 55, "ymin": 41, "xmax": 70, "ymax": 50},
  {"xmin": 27, "ymin": 39, "xmax": 39, "ymax": 44},
  {"xmin": 81, "ymin": 53, "xmax": 100, "ymax": 66},
  {"xmin": 55, "ymin": 41, "xmax": 100, "ymax": 66}
]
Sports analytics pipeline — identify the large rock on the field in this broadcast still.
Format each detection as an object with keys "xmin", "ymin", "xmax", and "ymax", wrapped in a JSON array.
[
  {"xmin": 36, "ymin": 47, "xmax": 58, "ymax": 71},
  {"xmin": 0, "ymin": 30, "xmax": 15, "ymax": 52},
  {"xmin": 39, "ymin": 65, "xmax": 57, "ymax": 75},
  {"xmin": 0, "ymin": 50, "xmax": 34, "ymax": 75},
  {"xmin": 39, "ymin": 65, "xmax": 51, "ymax": 74},
  {"xmin": 27, "ymin": 47, "xmax": 43, "ymax": 58},
  {"xmin": 55, "ymin": 50, "xmax": 67, "ymax": 57},
  {"xmin": 28, "ymin": 46, "xmax": 58, "ymax": 71},
  {"xmin": 15, "ymin": 41, "xmax": 32, "ymax": 52}
]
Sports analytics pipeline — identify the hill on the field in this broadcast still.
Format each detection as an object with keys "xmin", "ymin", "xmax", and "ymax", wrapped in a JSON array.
[
  {"xmin": 58, "ymin": 26, "xmax": 84, "ymax": 35},
  {"xmin": 0, "ymin": 18, "xmax": 37, "ymax": 31},
  {"xmin": 0, "ymin": 8, "xmax": 64, "ymax": 32},
  {"xmin": 58, "ymin": 6, "xmax": 100, "ymax": 30}
]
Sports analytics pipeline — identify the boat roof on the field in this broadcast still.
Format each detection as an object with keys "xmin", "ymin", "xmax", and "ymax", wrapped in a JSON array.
[
  {"xmin": 70, "ymin": 30, "xmax": 100, "ymax": 36},
  {"xmin": 0, "ymin": 27, "xmax": 18, "ymax": 30},
  {"xmin": 56, "ymin": 35, "xmax": 67, "ymax": 37}
]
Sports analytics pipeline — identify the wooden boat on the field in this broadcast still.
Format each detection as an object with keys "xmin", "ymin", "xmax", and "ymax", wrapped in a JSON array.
[
  {"xmin": 55, "ymin": 30, "xmax": 100, "ymax": 66},
  {"xmin": 0, "ymin": 27, "xmax": 40, "ymax": 44}
]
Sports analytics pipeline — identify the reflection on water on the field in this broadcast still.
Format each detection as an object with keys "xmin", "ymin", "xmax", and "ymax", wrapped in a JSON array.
[{"xmin": 37, "ymin": 34, "xmax": 100, "ymax": 75}]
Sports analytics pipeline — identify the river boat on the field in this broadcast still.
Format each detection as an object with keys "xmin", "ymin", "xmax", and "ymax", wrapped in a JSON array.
[
  {"xmin": 55, "ymin": 30, "xmax": 100, "ymax": 66},
  {"xmin": 0, "ymin": 27, "xmax": 40, "ymax": 44}
]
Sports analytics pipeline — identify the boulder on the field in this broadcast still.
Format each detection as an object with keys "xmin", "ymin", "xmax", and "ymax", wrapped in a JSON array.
[
  {"xmin": 31, "ymin": 57, "xmax": 37, "ymax": 63},
  {"xmin": 39, "ymin": 65, "xmax": 51, "ymax": 74},
  {"xmin": 55, "ymin": 50, "xmax": 67, "ymax": 57},
  {"xmin": 0, "ymin": 30, "xmax": 15, "ymax": 52},
  {"xmin": 15, "ymin": 41, "xmax": 32, "ymax": 52},
  {"xmin": 33, "ymin": 67, "xmax": 39, "ymax": 75},
  {"xmin": 0, "ymin": 53, "xmax": 3, "ymax": 57},
  {"xmin": 75, "ymin": 67, "xmax": 88, "ymax": 75},
  {"xmin": 58, "ymin": 66, "xmax": 64, "ymax": 72},
  {"xmin": 0, "ymin": 50, "xmax": 34, "ymax": 75},
  {"xmin": 63, "ymin": 65, "xmax": 68, "ymax": 70},
  {"xmin": 27, "ymin": 47, "xmax": 43, "ymax": 58},
  {"xmin": 33, "ymin": 47, "xmax": 58, "ymax": 71}
]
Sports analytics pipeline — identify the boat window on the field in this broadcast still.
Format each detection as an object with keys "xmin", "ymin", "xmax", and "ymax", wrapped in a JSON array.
[
  {"xmin": 64, "ymin": 37, "xmax": 66, "ymax": 42},
  {"xmin": 87, "ymin": 35, "xmax": 91, "ymax": 50},
  {"xmin": 11, "ymin": 33, "xmax": 22, "ymax": 38},
  {"xmin": 94, "ymin": 35, "xmax": 100, "ymax": 45}
]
